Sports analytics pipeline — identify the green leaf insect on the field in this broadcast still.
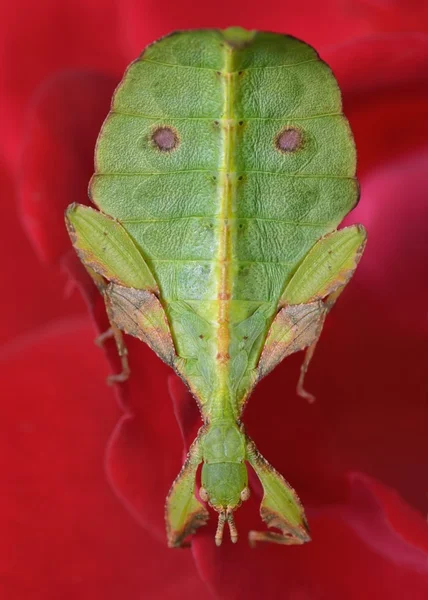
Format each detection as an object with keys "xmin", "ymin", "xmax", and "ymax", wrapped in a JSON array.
[{"xmin": 65, "ymin": 27, "xmax": 366, "ymax": 548}]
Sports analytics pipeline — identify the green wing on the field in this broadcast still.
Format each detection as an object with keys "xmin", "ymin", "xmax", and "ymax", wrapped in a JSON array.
[{"xmin": 87, "ymin": 29, "xmax": 359, "ymax": 416}]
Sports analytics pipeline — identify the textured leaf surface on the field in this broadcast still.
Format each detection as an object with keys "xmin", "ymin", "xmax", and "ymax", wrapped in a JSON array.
[{"xmin": 90, "ymin": 29, "xmax": 358, "ymax": 416}]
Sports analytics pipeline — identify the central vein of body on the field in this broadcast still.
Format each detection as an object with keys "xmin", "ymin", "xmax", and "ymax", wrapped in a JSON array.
[{"xmin": 212, "ymin": 45, "xmax": 237, "ymax": 422}]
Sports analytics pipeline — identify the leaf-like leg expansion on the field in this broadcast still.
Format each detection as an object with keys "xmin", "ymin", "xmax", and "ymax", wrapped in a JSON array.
[
  {"xmin": 280, "ymin": 225, "xmax": 367, "ymax": 306},
  {"xmin": 105, "ymin": 284, "xmax": 176, "ymax": 368},
  {"xmin": 65, "ymin": 204, "xmax": 158, "ymax": 290},
  {"xmin": 165, "ymin": 431, "xmax": 209, "ymax": 548},
  {"xmin": 277, "ymin": 225, "xmax": 367, "ymax": 399},
  {"xmin": 246, "ymin": 436, "xmax": 310, "ymax": 546},
  {"xmin": 296, "ymin": 286, "xmax": 343, "ymax": 402},
  {"xmin": 65, "ymin": 204, "xmax": 171, "ymax": 380},
  {"xmin": 257, "ymin": 301, "xmax": 327, "ymax": 381}
]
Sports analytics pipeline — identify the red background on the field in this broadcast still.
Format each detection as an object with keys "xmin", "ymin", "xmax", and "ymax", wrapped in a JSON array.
[{"xmin": 1, "ymin": 1, "xmax": 427, "ymax": 598}]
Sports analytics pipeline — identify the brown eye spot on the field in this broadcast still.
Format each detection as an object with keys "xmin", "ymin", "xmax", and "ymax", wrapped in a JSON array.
[
  {"xmin": 275, "ymin": 127, "xmax": 303, "ymax": 153},
  {"xmin": 151, "ymin": 126, "xmax": 179, "ymax": 152}
]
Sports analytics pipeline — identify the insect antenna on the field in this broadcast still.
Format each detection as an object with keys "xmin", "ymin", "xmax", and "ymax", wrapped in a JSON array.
[
  {"xmin": 227, "ymin": 508, "xmax": 238, "ymax": 544},
  {"xmin": 215, "ymin": 511, "xmax": 226, "ymax": 547}
]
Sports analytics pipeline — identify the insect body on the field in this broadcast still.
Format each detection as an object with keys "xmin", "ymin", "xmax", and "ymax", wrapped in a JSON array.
[{"xmin": 66, "ymin": 28, "xmax": 366, "ymax": 547}]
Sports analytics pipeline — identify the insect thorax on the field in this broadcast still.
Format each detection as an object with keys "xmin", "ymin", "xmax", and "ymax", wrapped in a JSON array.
[{"xmin": 202, "ymin": 420, "xmax": 246, "ymax": 463}]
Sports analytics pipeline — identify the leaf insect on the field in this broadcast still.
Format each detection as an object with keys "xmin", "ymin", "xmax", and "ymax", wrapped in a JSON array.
[{"xmin": 66, "ymin": 28, "xmax": 366, "ymax": 547}]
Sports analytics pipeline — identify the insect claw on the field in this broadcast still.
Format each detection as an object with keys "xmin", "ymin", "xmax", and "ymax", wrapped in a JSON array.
[
  {"xmin": 296, "ymin": 381, "xmax": 316, "ymax": 404},
  {"xmin": 296, "ymin": 340, "xmax": 318, "ymax": 403},
  {"xmin": 107, "ymin": 371, "xmax": 129, "ymax": 385},
  {"xmin": 94, "ymin": 327, "xmax": 114, "ymax": 347},
  {"xmin": 106, "ymin": 359, "xmax": 130, "ymax": 385}
]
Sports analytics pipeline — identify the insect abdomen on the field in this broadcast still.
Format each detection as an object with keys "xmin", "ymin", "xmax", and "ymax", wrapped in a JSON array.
[{"xmin": 89, "ymin": 29, "xmax": 358, "ymax": 411}]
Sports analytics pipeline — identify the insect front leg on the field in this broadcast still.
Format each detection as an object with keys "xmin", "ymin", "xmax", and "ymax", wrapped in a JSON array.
[
  {"xmin": 245, "ymin": 436, "xmax": 310, "ymax": 546},
  {"xmin": 165, "ymin": 430, "xmax": 209, "ymax": 548}
]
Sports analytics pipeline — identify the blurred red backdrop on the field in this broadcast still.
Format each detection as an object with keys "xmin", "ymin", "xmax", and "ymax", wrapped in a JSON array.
[{"xmin": 1, "ymin": 1, "xmax": 428, "ymax": 598}]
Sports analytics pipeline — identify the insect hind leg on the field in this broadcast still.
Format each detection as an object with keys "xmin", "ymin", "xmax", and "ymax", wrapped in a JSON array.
[
  {"xmin": 281, "ymin": 225, "xmax": 367, "ymax": 403},
  {"xmin": 85, "ymin": 267, "xmax": 131, "ymax": 384},
  {"xmin": 65, "ymin": 203, "xmax": 161, "ymax": 385},
  {"xmin": 96, "ymin": 324, "xmax": 130, "ymax": 385},
  {"xmin": 296, "ymin": 286, "xmax": 344, "ymax": 403}
]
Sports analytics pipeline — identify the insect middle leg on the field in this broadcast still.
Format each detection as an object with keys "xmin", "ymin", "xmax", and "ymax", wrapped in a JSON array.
[{"xmin": 296, "ymin": 286, "xmax": 344, "ymax": 402}]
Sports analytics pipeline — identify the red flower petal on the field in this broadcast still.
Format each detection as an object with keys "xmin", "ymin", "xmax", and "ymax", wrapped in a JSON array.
[
  {"xmin": 114, "ymin": 0, "xmax": 428, "ymax": 62},
  {"xmin": 104, "ymin": 354, "xmax": 188, "ymax": 539},
  {"xmin": 6, "ymin": 10, "xmax": 428, "ymax": 598},
  {"xmin": 0, "ymin": 164, "xmax": 85, "ymax": 343},
  {"xmin": 233, "ymin": 148, "xmax": 428, "ymax": 516},
  {"xmin": 0, "ymin": 1, "xmax": 127, "ymax": 171},
  {"xmin": 324, "ymin": 34, "xmax": 428, "ymax": 176},
  {"xmin": 19, "ymin": 72, "xmax": 117, "ymax": 263},
  {"xmin": 0, "ymin": 319, "xmax": 205, "ymax": 599},
  {"xmin": 191, "ymin": 473, "xmax": 428, "ymax": 600},
  {"xmin": 62, "ymin": 251, "xmax": 189, "ymax": 539},
  {"xmin": 342, "ymin": 472, "xmax": 428, "ymax": 559}
]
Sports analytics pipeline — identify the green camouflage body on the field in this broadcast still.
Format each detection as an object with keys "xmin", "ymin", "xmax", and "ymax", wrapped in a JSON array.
[{"xmin": 67, "ymin": 28, "xmax": 364, "ymax": 546}]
